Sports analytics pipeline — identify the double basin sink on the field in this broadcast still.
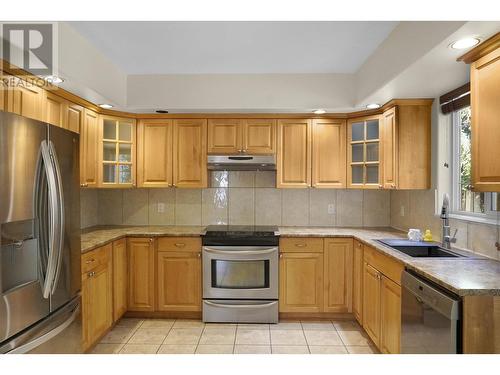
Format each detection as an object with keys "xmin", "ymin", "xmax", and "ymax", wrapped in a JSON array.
[{"xmin": 377, "ymin": 239, "xmax": 465, "ymax": 258}]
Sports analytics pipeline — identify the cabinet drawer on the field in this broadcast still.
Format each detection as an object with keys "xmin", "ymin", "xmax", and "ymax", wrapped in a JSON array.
[
  {"xmin": 363, "ymin": 245, "xmax": 404, "ymax": 285},
  {"xmin": 280, "ymin": 238, "xmax": 324, "ymax": 253},
  {"xmin": 157, "ymin": 237, "xmax": 201, "ymax": 252},
  {"xmin": 82, "ymin": 243, "xmax": 111, "ymax": 273}
]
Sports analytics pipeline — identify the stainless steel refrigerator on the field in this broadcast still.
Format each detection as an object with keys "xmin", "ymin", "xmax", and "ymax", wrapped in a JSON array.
[{"xmin": 0, "ymin": 111, "xmax": 82, "ymax": 353}]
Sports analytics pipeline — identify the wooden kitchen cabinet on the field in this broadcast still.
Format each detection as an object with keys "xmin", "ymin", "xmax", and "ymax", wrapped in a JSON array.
[
  {"xmin": 137, "ymin": 119, "xmax": 173, "ymax": 188},
  {"xmin": 157, "ymin": 237, "xmax": 202, "ymax": 312},
  {"xmin": 312, "ymin": 119, "xmax": 346, "ymax": 188},
  {"xmin": 208, "ymin": 119, "xmax": 276, "ymax": 155},
  {"xmin": 98, "ymin": 115, "xmax": 136, "ymax": 188},
  {"xmin": 347, "ymin": 115, "xmax": 382, "ymax": 189},
  {"xmin": 207, "ymin": 119, "xmax": 241, "ymax": 154},
  {"xmin": 279, "ymin": 251, "xmax": 324, "ymax": 313},
  {"xmin": 128, "ymin": 237, "xmax": 155, "ymax": 311},
  {"xmin": 157, "ymin": 251, "xmax": 202, "ymax": 312},
  {"xmin": 277, "ymin": 119, "xmax": 312, "ymax": 188},
  {"xmin": 363, "ymin": 262, "xmax": 381, "ymax": 347},
  {"xmin": 6, "ymin": 76, "xmax": 44, "ymax": 121},
  {"xmin": 242, "ymin": 119, "xmax": 276, "ymax": 154},
  {"xmin": 112, "ymin": 238, "xmax": 128, "ymax": 322},
  {"xmin": 80, "ymin": 108, "xmax": 99, "ymax": 188},
  {"xmin": 381, "ymin": 107, "xmax": 398, "ymax": 189},
  {"xmin": 43, "ymin": 91, "xmax": 67, "ymax": 128},
  {"xmin": 468, "ymin": 41, "xmax": 500, "ymax": 191},
  {"xmin": 381, "ymin": 103, "xmax": 431, "ymax": 190},
  {"xmin": 173, "ymin": 119, "xmax": 207, "ymax": 188},
  {"xmin": 81, "ymin": 244, "xmax": 113, "ymax": 351},
  {"xmin": 380, "ymin": 275, "xmax": 401, "ymax": 354},
  {"xmin": 323, "ymin": 238, "xmax": 353, "ymax": 313},
  {"xmin": 352, "ymin": 240, "xmax": 364, "ymax": 324},
  {"xmin": 66, "ymin": 101, "xmax": 84, "ymax": 134}
]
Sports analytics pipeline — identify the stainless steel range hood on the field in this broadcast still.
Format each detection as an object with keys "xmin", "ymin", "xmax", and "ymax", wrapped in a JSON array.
[{"xmin": 207, "ymin": 155, "xmax": 276, "ymax": 171}]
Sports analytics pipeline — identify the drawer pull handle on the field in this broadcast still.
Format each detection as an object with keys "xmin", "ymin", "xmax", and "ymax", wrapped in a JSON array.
[
  {"xmin": 85, "ymin": 259, "xmax": 95, "ymax": 264},
  {"xmin": 175, "ymin": 243, "xmax": 186, "ymax": 247},
  {"xmin": 295, "ymin": 243, "xmax": 307, "ymax": 247},
  {"xmin": 88, "ymin": 271, "xmax": 95, "ymax": 277}
]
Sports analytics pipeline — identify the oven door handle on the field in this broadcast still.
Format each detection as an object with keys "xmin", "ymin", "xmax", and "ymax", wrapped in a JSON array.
[
  {"xmin": 204, "ymin": 300, "xmax": 278, "ymax": 309},
  {"xmin": 203, "ymin": 247, "xmax": 278, "ymax": 256}
]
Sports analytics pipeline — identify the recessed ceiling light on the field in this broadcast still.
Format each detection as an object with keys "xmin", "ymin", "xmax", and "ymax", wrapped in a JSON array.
[
  {"xmin": 366, "ymin": 103, "xmax": 381, "ymax": 109},
  {"xmin": 156, "ymin": 110, "xmax": 169, "ymax": 114},
  {"xmin": 99, "ymin": 104, "xmax": 113, "ymax": 109},
  {"xmin": 43, "ymin": 75, "xmax": 64, "ymax": 84},
  {"xmin": 450, "ymin": 37, "xmax": 480, "ymax": 50},
  {"xmin": 313, "ymin": 109, "xmax": 326, "ymax": 115}
]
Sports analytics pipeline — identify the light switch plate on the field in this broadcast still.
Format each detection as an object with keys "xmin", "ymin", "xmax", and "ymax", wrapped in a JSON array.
[
  {"xmin": 327, "ymin": 204, "xmax": 335, "ymax": 215},
  {"xmin": 157, "ymin": 203, "xmax": 165, "ymax": 213}
]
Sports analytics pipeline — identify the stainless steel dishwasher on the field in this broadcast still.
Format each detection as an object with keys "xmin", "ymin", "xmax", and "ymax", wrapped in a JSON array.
[{"xmin": 401, "ymin": 271, "xmax": 461, "ymax": 354}]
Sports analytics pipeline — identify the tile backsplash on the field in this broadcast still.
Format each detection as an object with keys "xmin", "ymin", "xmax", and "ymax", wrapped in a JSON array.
[
  {"xmin": 81, "ymin": 171, "xmax": 391, "ymax": 229},
  {"xmin": 390, "ymin": 189, "xmax": 500, "ymax": 261}
]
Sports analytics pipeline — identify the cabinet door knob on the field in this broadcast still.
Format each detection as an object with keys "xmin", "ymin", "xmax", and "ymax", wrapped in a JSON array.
[
  {"xmin": 80, "ymin": 183, "xmax": 88, "ymax": 188},
  {"xmin": 279, "ymin": 253, "xmax": 283, "ymax": 258},
  {"xmin": 149, "ymin": 238, "xmax": 154, "ymax": 244},
  {"xmin": 197, "ymin": 252, "xmax": 201, "ymax": 258},
  {"xmin": 378, "ymin": 184, "xmax": 383, "ymax": 189}
]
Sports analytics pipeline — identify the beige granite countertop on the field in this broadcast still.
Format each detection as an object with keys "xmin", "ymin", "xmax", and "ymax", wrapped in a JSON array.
[
  {"xmin": 81, "ymin": 225, "xmax": 206, "ymax": 253},
  {"xmin": 81, "ymin": 225, "xmax": 500, "ymax": 297}
]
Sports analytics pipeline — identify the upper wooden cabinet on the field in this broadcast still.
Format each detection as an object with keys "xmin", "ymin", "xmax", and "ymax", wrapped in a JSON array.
[
  {"xmin": 242, "ymin": 119, "xmax": 276, "ymax": 154},
  {"xmin": 137, "ymin": 119, "xmax": 173, "ymax": 188},
  {"xmin": 98, "ymin": 115, "xmax": 136, "ymax": 188},
  {"xmin": 347, "ymin": 115, "xmax": 381, "ymax": 189},
  {"xmin": 277, "ymin": 119, "xmax": 311, "ymax": 188},
  {"xmin": 6, "ymin": 76, "xmax": 44, "ymax": 121},
  {"xmin": 80, "ymin": 108, "xmax": 99, "ymax": 188},
  {"xmin": 66, "ymin": 101, "xmax": 84, "ymax": 134},
  {"xmin": 381, "ymin": 104, "xmax": 431, "ymax": 190},
  {"xmin": 207, "ymin": 119, "xmax": 241, "ymax": 154},
  {"xmin": 128, "ymin": 237, "xmax": 155, "ymax": 312},
  {"xmin": 312, "ymin": 119, "xmax": 346, "ymax": 188},
  {"xmin": 173, "ymin": 119, "xmax": 207, "ymax": 188},
  {"xmin": 207, "ymin": 119, "xmax": 276, "ymax": 154},
  {"xmin": 323, "ymin": 238, "xmax": 353, "ymax": 313},
  {"xmin": 43, "ymin": 91, "xmax": 67, "ymax": 128},
  {"xmin": 469, "ymin": 43, "xmax": 500, "ymax": 191}
]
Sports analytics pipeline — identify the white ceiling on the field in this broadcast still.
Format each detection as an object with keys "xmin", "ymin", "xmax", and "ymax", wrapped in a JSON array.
[{"xmin": 68, "ymin": 21, "xmax": 398, "ymax": 74}]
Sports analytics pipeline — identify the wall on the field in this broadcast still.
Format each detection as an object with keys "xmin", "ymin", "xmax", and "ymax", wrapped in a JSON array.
[{"xmin": 80, "ymin": 171, "xmax": 391, "ymax": 229}]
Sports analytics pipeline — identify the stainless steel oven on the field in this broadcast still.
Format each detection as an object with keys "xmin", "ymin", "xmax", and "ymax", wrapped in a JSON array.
[
  {"xmin": 203, "ymin": 246, "xmax": 278, "ymax": 300},
  {"xmin": 202, "ymin": 226, "xmax": 279, "ymax": 323}
]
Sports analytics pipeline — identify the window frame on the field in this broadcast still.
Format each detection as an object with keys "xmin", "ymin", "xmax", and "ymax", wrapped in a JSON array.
[{"xmin": 451, "ymin": 107, "xmax": 497, "ymax": 222}]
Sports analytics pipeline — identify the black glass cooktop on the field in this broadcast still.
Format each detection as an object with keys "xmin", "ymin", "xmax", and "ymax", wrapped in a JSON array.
[{"xmin": 202, "ymin": 225, "xmax": 279, "ymax": 246}]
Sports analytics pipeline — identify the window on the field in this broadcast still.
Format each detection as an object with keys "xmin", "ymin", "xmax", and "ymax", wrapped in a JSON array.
[{"xmin": 452, "ymin": 106, "xmax": 498, "ymax": 218}]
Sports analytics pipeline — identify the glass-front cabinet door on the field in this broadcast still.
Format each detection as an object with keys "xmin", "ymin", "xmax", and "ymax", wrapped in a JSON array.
[
  {"xmin": 348, "ymin": 116, "xmax": 382, "ymax": 188},
  {"xmin": 99, "ymin": 115, "xmax": 136, "ymax": 187}
]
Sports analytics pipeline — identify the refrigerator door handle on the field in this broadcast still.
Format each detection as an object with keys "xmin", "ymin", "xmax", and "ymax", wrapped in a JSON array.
[
  {"xmin": 40, "ymin": 140, "xmax": 59, "ymax": 299},
  {"xmin": 6, "ymin": 301, "xmax": 79, "ymax": 354},
  {"xmin": 48, "ymin": 140, "xmax": 65, "ymax": 295}
]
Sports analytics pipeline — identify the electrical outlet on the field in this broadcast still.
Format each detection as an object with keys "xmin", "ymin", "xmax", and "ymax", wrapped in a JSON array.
[
  {"xmin": 157, "ymin": 203, "xmax": 165, "ymax": 213},
  {"xmin": 400, "ymin": 205, "xmax": 405, "ymax": 217},
  {"xmin": 328, "ymin": 204, "xmax": 335, "ymax": 215}
]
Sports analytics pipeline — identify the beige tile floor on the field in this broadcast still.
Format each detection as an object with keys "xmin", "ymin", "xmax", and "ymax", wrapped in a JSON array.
[{"xmin": 92, "ymin": 318, "xmax": 379, "ymax": 354}]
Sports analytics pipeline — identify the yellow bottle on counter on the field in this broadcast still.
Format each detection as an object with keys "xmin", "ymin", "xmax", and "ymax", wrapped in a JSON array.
[{"xmin": 423, "ymin": 229, "xmax": 433, "ymax": 242}]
